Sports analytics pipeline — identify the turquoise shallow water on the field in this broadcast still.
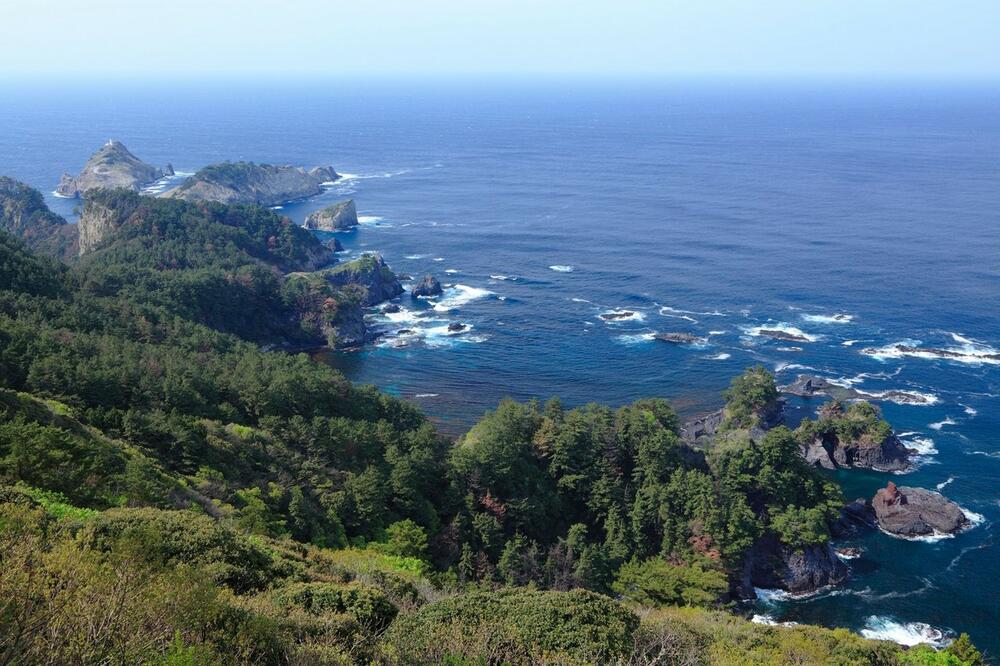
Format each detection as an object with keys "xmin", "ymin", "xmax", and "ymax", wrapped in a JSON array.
[{"xmin": 2, "ymin": 80, "xmax": 998, "ymax": 653}]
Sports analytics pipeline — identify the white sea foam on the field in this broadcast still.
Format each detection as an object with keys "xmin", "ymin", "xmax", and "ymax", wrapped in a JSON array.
[
  {"xmin": 444, "ymin": 269, "xmax": 459, "ymax": 274},
  {"xmin": 835, "ymin": 548, "xmax": 862, "ymax": 561},
  {"xmin": 962, "ymin": 405, "xmax": 978, "ymax": 416},
  {"xmin": 854, "ymin": 389, "xmax": 940, "ymax": 406},
  {"xmin": 936, "ymin": 477, "xmax": 956, "ymax": 491},
  {"xmin": 801, "ymin": 313, "xmax": 854, "ymax": 324},
  {"xmin": 774, "ymin": 362, "xmax": 817, "ymax": 373},
  {"xmin": 616, "ymin": 332, "xmax": 656, "ymax": 345},
  {"xmin": 377, "ymin": 307, "xmax": 428, "ymax": 326},
  {"xmin": 862, "ymin": 339, "xmax": 1000, "ymax": 365},
  {"xmin": 901, "ymin": 436, "xmax": 938, "ymax": 456},
  {"xmin": 357, "ymin": 215, "xmax": 383, "ymax": 225},
  {"xmin": 658, "ymin": 304, "xmax": 726, "ymax": 317},
  {"xmin": 413, "ymin": 393, "xmax": 439, "ymax": 398},
  {"xmin": 842, "ymin": 339, "xmax": 860, "ymax": 346},
  {"xmin": 929, "ymin": 417, "xmax": 956, "ymax": 431},
  {"xmin": 741, "ymin": 324, "xmax": 819, "ymax": 343},
  {"xmin": 860, "ymin": 616, "xmax": 949, "ymax": 647},
  {"xmin": 754, "ymin": 588, "xmax": 792, "ymax": 603},
  {"xmin": 51, "ymin": 190, "xmax": 74, "ymax": 198},
  {"xmin": 751, "ymin": 614, "xmax": 797, "ymax": 627},
  {"xmin": 422, "ymin": 323, "xmax": 487, "ymax": 347},
  {"xmin": 709, "ymin": 330, "xmax": 726, "ymax": 335},
  {"xmin": 549, "ymin": 264, "xmax": 574, "ymax": 272},
  {"xmin": 489, "ymin": 274, "xmax": 517, "ymax": 281},
  {"xmin": 404, "ymin": 254, "xmax": 427, "ymax": 260},
  {"xmin": 659, "ymin": 306, "xmax": 697, "ymax": 323},
  {"xmin": 432, "ymin": 285, "xmax": 494, "ymax": 312},
  {"xmin": 706, "ymin": 353, "xmax": 731, "ymax": 360},
  {"xmin": 432, "ymin": 257, "xmax": 445, "ymax": 262}
]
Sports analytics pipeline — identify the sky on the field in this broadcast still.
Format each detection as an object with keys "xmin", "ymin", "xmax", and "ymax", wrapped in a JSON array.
[{"xmin": 2, "ymin": 0, "xmax": 998, "ymax": 81}]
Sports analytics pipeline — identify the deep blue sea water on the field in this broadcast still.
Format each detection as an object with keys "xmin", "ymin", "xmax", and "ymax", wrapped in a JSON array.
[{"xmin": 2, "ymin": 79, "xmax": 998, "ymax": 654}]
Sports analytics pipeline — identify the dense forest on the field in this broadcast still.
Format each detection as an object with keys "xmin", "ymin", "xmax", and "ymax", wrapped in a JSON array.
[{"xmin": 0, "ymin": 180, "xmax": 983, "ymax": 664}]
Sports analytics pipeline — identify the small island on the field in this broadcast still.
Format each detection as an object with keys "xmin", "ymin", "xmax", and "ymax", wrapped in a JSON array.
[{"xmin": 303, "ymin": 199, "xmax": 359, "ymax": 231}]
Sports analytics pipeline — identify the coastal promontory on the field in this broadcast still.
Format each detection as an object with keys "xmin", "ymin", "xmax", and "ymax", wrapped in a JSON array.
[
  {"xmin": 166, "ymin": 161, "xmax": 339, "ymax": 206},
  {"xmin": 0, "ymin": 176, "xmax": 78, "ymax": 259},
  {"xmin": 55, "ymin": 140, "xmax": 168, "ymax": 197}
]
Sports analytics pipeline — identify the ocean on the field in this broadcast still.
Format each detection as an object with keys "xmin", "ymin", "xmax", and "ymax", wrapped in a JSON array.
[{"xmin": 2, "ymin": 78, "xmax": 998, "ymax": 653}]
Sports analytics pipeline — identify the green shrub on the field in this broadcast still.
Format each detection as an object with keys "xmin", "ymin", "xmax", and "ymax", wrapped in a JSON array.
[
  {"xmin": 380, "ymin": 589, "xmax": 639, "ymax": 664},
  {"xmin": 612, "ymin": 557, "xmax": 728, "ymax": 608},
  {"xmin": 272, "ymin": 581, "xmax": 397, "ymax": 630},
  {"xmin": 79, "ymin": 507, "xmax": 289, "ymax": 593}
]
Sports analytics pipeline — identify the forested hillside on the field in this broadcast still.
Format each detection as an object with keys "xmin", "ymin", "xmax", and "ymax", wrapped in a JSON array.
[{"xmin": 0, "ymin": 181, "xmax": 982, "ymax": 665}]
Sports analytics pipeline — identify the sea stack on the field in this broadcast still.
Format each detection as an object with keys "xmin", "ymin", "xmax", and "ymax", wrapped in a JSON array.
[
  {"xmin": 411, "ymin": 274, "xmax": 443, "ymax": 298},
  {"xmin": 871, "ymin": 482, "xmax": 970, "ymax": 538},
  {"xmin": 304, "ymin": 200, "xmax": 359, "ymax": 231}
]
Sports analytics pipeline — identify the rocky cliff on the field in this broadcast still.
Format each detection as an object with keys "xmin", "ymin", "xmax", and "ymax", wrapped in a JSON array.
[
  {"xmin": 56, "ymin": 140, "xmax": 167, "ymax": 197},
  {"xmin": 76, "ymin": 191, "xmax": 141, "ymax": 255},
  {"xmin": 796, "ymin": 401, "xmax": 910, "ymax": 472},
  {"xmin": 740, "ymin": 534, "xmax": 849, "ymax": 596},
  {"xmin": 322, "ymin": 254, "xmax": 404, "ymax": 306},
  {"xmin": 0, "ymin": 177, "xmax": 78, "ymax": 259},
  {"xmin": 167, "ymin": 162, "xmax": 339, "ymax": 206},
  {"xmin": 303, "ymin": 200, "xmax": 358, "ymax": 231}
]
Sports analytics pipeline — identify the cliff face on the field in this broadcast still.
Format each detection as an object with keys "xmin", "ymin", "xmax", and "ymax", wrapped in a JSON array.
[
  {"xmin": 797, "ymin": 402, "xmax": 910, "ymax": 473},
  {"xmin": 77, "ymin": 193, "xmax": 140, "ymax": 255},
  {"xmin": 303, "ymin": 200, "xmax": 358, "ymax": 231},
  {"xmin": 0, "ymin": 177, "xmax": 78, "ymax": 259},
  {"xmin": 56, "ymin": 140, "xmax": 166, "ymax": 197},
  {"xmin": 801, "ymin": 431, "xmax": 910, "ymax": 472},
  {"xmin": 740, "ymin": 534, "xmax": 849, "ymax": 596},
  {"xmin": 167, "ymin": 162, "xmax": 340, "ymax": 207}
]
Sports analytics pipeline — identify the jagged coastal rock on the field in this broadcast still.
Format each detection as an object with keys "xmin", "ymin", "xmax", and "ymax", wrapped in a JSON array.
[
  {"xmin": 599, "ymin": 310, "xmax": 636, "ymax": 321},
  {"xmin": 55, "ymin": 140, "xmax": 167, "ymax": 197},
  {"xmin": 411, "ymin": 274, "xmax": 443, "ymax": 298},
  {"xmin": 831, "ymin": 498, "xmax": 878, "ymax": 538},
  {"xmin": 756, "ymin": 328, "xmax": 813, "ymax": 343},
  {"xmin": 322, "ymin": 254, "xmax": 404, "ymax": 306},
  {"xmin": 781, "ymin": 374, "xmax": 935, "ymax": 406},
  {"xmin": 0, "ymin": 177, "xmax": 78, "ymax": 258},
  {"xmin": 654, "ymin": 332, "xmax": 705, "ymax": 344},
  {"xmin": 800, "ymin": 426, "xmax": 910, "ymax": 473},
  {"xmin": 304, "ymin": 200, "xmax": 358, "ymax": 231},
  {"xmin": 797, "ymin": 401, "xmax": 911, "ymax": 472},
  {"xmin": 166, "ymin": 162, "xmax": 339, "ymax": 206},
  {"xmin": 871, "ymin": 482, "xmax": 970, "ymax": 539},
  {"xmin": 741, "ymin": 535, "xmax": 849, "ymax": 595}
]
